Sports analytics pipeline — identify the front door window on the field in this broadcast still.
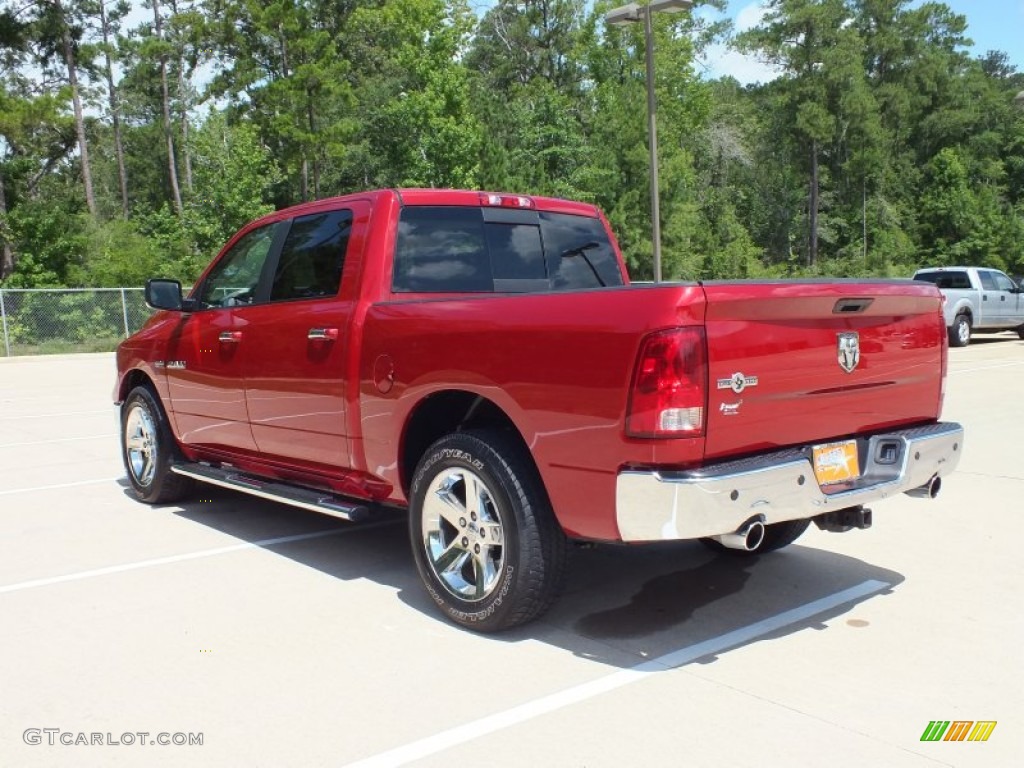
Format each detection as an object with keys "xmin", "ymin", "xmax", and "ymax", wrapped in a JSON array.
[{"xmin": 198, "ymin": 225, "xmax": 278, "ymax": 308}]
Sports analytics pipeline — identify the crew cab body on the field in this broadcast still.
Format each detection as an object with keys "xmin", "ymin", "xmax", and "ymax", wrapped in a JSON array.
[
  {"xmin": 912, "ymin": 266, "xmax": 1024, "ymax": 346},
  {"xmin": 115, "ymin": 189, "xmax": 964, "ymax": 631}
]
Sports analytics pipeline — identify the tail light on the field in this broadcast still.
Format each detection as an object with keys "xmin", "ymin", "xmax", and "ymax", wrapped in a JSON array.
[
  {"xmin": 938, "ymin": 305, "xmax": 948, "ymax": 416},
  {"xmin": 626, "ymin": 327, "xmax": 708, "ymax": 438}
]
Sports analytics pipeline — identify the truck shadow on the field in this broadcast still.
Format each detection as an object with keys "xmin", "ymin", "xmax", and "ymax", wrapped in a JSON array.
[
  {"xmin": 517, "ymin": 540, "xmax": 904, "ymax": 668},
  {"xmin": 160, "ymin": 485, "xmax": 905, "ymax": 671}
]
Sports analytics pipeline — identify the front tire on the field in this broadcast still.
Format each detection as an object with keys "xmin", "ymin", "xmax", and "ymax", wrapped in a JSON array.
[
  {"xmin": 700, "ymin": 519, "xmax": 811, "ymax": 556},
  {"xmin": 949, "ymin": 314, "xmax": 971, "ymax": 347},
  {"xmin": 120, "ymin": 385, "xmax": 193, "ymax": 504},
  {"xmin": 409, "ymin": 430, "xmax": 567, "ymax": 632}
]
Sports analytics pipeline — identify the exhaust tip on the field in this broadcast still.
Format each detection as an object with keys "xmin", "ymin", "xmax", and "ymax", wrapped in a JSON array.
[
  {"xmin": 905, "ymin": 475, "xmax": 942, "ymax": 499},
  {"xmin": 713, "ymin": 517, "xmax": 766, "ymax": 551},
  {"xmin": 744, "ymin": 520, "xmax": 765, "ymax": 550}
]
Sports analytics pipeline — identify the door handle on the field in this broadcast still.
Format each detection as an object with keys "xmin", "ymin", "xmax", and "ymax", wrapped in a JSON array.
[
  {"xmin": 219, "ymin": 331, "xmax": 243, "ymax": 343},
  {"xmin": 1001, "ymin": 296, "xmax": 1006, "ymax": 301},
  {"xmin": 308, "ymin": 327, "xmax": 339, "ymax": 341}
]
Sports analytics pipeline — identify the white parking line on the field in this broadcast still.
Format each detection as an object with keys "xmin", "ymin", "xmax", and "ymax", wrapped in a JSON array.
[
  {"xmin": 0, "ymin": 434, "xmax": 115, "ymax": 449},
  {"xmin": 0, "ymin": 523, "xmax": 393, "ymax": 596},
  {"xmin": 0, "ymin": 477, "xmax": 122, "ymax": 496},
  {"xmin": 0, "ymin": 409, "xmax": 111, "ymax": 420},
  {"xmin": 342, "ymin": 579, "xmax": 891, "ymax": 768},
  {"xmin": 950, "ymin": 361, "xmax": 1024, "ymax": 375}
]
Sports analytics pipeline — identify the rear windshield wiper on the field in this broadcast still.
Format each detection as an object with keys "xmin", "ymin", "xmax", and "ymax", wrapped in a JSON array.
[{"xmin": 560, "ymin": 242, "xmax": 606, "ymax": 287}]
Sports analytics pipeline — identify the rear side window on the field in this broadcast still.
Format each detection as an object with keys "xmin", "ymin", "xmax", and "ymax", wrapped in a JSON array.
[
  {"xmin": 394, "ymin": 207, "xmax": 491, "ymax": 292},
  {"xmin": 978, "ymin": 271, "xmax": 998, "ymax": 291},
  {"xmin": 540, "ymin": 212, "xmax": 623, "ymax": 289},
  {"xmin": 270, "ymin": 210, "xmax": 353, "ymax": 301},
  {"xmin": 393, "ymin": 206, "xmax": 622, "ymax": 293},
  {"xmin": 914, "ymin": 271, "xmax": 971, "ymax": 290}
]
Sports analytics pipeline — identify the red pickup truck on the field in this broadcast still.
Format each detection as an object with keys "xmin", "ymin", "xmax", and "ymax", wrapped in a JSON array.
[{"xmin": 115, "ymin": 189, "xmax": 963, "ymax": 631}]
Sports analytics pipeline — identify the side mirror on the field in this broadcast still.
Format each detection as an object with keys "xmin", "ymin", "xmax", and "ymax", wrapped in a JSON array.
[{"xmin": 145, "ymin": 279, "xmax": 190, "ymax": 311}]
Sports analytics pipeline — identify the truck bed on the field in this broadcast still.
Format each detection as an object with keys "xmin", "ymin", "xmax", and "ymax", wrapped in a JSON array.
[{"xmin": 358, "ymin": 279, "xmax": 948, "ymax": 540}]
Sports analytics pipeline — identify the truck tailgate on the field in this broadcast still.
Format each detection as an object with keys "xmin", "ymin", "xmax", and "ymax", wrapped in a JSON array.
[{"xmin": 701, "ymin": 281, "xmax": 945, "ymax": 461}]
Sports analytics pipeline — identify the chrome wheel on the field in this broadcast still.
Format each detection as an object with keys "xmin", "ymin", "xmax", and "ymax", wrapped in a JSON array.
[
  {"xmin": 124, "ymin": 403, "xmax": 157, "ymax": 487},
  {"xmin": 410, "ymin": 431, "xmax": 568, "ymax": 631},
  {"xmin": 957, "ymin": 317, "xmax": 970, "ymax": 346},
  {"xmin": 421, "ymin": 467, "xmax": 505, "ymax": 602}
]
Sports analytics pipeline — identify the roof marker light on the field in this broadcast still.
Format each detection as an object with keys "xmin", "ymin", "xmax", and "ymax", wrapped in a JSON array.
[{"xmin": 481, "ymin": 193, "xmax": 535, "ymax": 209}]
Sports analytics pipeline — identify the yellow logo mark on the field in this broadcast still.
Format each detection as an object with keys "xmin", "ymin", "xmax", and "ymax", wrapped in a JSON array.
[{"xmin": 967, "ymin": 721, "xmax": 997, "ymax": 742}]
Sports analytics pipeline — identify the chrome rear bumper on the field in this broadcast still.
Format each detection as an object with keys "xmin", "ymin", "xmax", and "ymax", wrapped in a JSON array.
[{"xmin": 615, "ymin": 422, "xmax": 964, "ymax": 542}]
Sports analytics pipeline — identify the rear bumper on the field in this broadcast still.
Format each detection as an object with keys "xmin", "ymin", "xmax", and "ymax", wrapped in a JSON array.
[{"xmin": 615, "ymin": 422, "xmax": 964, "ymax": 542}]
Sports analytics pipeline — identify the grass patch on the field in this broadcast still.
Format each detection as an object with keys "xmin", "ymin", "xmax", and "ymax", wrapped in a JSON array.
[{"xmin": 9, "ymin": 337, "xmax": 123, "ymax": 356}]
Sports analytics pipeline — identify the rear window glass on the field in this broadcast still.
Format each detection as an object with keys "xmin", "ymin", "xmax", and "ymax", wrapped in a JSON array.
[
  {"xmin": 914, "ymin": 271, "xmax": 971, "ymax": 290},
  {"xmin": 394, "ymin": 207, "xmax": 492, "ymax": 292},
  {"xmin": 393, "ymin": 206, "xmax": 622, "ymax": 293},
  {"xmin": 270, "ymin": 210, "xmax": 353, "ymax": 301},
  {"xmin": 485, "ymin": 223, "xmax": 546, "ymax": 281}
]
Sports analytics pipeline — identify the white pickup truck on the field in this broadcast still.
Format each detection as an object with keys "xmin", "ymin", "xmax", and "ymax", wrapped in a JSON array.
[{"xmin": 913, "ymin": 267, "xmax": 1024, "ymax": 347}]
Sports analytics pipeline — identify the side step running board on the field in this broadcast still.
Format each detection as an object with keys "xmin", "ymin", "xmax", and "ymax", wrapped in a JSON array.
[{"xmin": 171, "ymin": 463, "xmax": 370, "ymax": 522}]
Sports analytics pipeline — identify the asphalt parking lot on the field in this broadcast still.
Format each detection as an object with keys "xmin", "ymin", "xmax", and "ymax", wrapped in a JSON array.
[{"xmin": 1, "ymin": 336, "xmax": 1021, "ymax": 768}]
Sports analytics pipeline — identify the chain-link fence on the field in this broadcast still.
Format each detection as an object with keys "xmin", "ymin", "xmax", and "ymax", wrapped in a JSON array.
[{"xmin": 0, "ymin": 288, "xmax": 151, "ymax": 357}]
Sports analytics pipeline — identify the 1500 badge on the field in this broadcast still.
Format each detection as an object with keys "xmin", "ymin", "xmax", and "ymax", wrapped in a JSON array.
[{"xmin": 717, "ymin": 372, "xmax": 758, "ymax": 394}]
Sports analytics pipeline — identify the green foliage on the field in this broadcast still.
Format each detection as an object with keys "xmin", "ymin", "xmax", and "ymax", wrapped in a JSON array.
[
  {"xmin": 5, "ymin": 196, "xmax": 88, "ymax": 287},
  {"xmin": 729, "ymin": 0, "xmax": 1024, "ymax": 276},
  {"xmin": 2, "ymin": 108, "xmax": 279, "ymax": 287},
  {"xmin": 0, "ymin": 0, "xmax": 1022, "ymax": 290},
  {"xmin": 76, "ymin": 218, "xmax": 164, "ymax": 287},
  {"xmin": 342, "ymin": 0, "xmax": 481, "ymax": 190},
  {"xmin": 132, "ymin": 111, "xmax": 281, "ymax": 282},
  {"xmin": 182, "ymin": 113, "xmax": 281, "ymax": 257},
  {"xmin": 0, "ymin": 282, "xmax": 153, "ymax": 355}
]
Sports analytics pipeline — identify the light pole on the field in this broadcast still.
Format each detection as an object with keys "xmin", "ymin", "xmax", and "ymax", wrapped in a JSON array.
[{"xmin": 605, "ymin": 0, "xmax": 693, "ymax": 283}]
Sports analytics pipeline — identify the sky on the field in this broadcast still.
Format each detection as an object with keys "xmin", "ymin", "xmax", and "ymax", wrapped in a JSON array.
[{"xmin": 699, "ymin": 0, "xmax": 1024, "ymax": 85}]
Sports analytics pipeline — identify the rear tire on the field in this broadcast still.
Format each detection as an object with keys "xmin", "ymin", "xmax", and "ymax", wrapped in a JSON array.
[
  {"xmin": 949, "ymin": 313, "xmax": 971, "ymax": 347},
  {"xmin": 120, "ymin": 385, "xmax": 194, "ymax": 504},
  {"xmin": 408, "ymin": 430, "xmax": 567, "ymax": 632},
  {"xmin": 1017, "ymin": 325, "xmax": 1024, "ymax": 340},
  {"xmin": 700, "ymin": 519, "xmax": 811, "ymax": 556}
]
